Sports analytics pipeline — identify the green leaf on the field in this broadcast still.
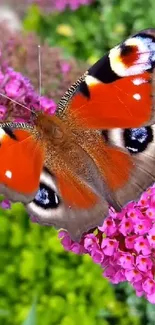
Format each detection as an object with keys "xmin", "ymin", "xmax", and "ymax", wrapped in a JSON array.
[{"xmin": 23, "ymin": 5, "xmax": 41, "ymax": 32}]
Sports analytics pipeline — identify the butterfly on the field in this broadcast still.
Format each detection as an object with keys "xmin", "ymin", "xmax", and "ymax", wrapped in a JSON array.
[{"xmin": 0, "ymin": 28, "xmax": 155, "ymax": 241}]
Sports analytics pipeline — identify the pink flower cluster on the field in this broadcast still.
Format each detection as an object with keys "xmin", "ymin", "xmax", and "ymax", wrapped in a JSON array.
[
  {"xmin": 59, "ymin": 186, "xmax": 155, "ymax": 303},
  {"xmin": 29, "ymin": 0, "xmax": 93, "ymax": 11},
  {"xmin": 0, "ymin": 64, "xmax": 56, "ymax": 123}
]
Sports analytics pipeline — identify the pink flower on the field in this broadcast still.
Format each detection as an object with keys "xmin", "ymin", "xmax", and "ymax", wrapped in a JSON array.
[
  {"xmin": 33, "ymin": 0, "xmax": 94, "ymax": 12},
  {"xmin": 125, "ymin": 269, "xmax": 142, "ymax": 282},
  {"xmin": 0, "ymin": 64, "xmax": 56, "ymax": 124},
  {"xmin": 127, "ymin": 208, "xmax": 143, "ymax": 223},
  {"xmin": 60, "ymin": 62, "xmax": 71, "ymax": 74},
  {"xmin": 91, "ymin": 249, "xmax": 104, "ymax": 264},
  {"xmin": 147, "ymin": 292, "xmax": 155, "ymax": 304},
  {"xmin": 134, "ymin": 236, "xmax": 151, "ymax": 255},
  {"xmin": 136, "ymin": 255, "xmax": 153, "ymax": 272},
  {"xmin": 0, "ymin": 70, "xmax": 4, "ymax": 83},
  {"xmin": 39, "ymin": 97, "xmax": 56, "ymax": 115},
  {"xmin": 5, "ymin": 78, "xmax": 21, "ymax": 99},
  {"xmin": 132, "ymin": 281, "xmax": 144, "ymax": 297},
  {"xmin": 103, "ymin": 265, "xmax": 116, "ymax": 279},
  {"xmin": 134, "ymin": 218, "xmax": 152, "ymax": 235},
  {"xmin": 99, "ymin": 217, "xmax": 117, "ymax": 236},
  {"xmin": 58, "ymin": 231, "xmax": 72, "ymax": 251},
  {"xmin": 148, "ymin": 187, "xmax": 155, "ymax": 207},
  {"xmin": 119, "ymin": 217, "xmax": 133, "ymax": 236},
  {"xmin": 147, "ymin": 227, "xmax": 155, "ymax": 248},
  {"xmin": 149, "ymin": 196, "xmax": 155, "ymax": 208},
  {"xmin": 70, "ymin": 243, "xmax": 85, "ymax": 254},
  {"xmin": 146, "ymin": 208, "xmax": 155, "ymax": 219},
  {"xmin": 101, "ymin": 238, "xmax": 118, "ymax": 256},
  {"xmin": 110, "ymin": 269, "xmax": 126, "ymax": 284},
  {"xmin": 0, "ymin": 199, "xmax": 11, "ymax": 209},
  {"xmin": 29, "ymin": 214, "xmax": 39, "ymax": 223},
  {"xmin": 125, "ymin": 235, "xmax": 136, "ymax": 249},
  {"xmin": 84, "ymin": 233, "xmax": 99, "ymax": 252},
  {"xmin": 0, "ymin": 105, "xmax": 7, "ymax": 120},
  {"xmin": 118, "ymin": 252, "xmax": 134, "ymax": 270},
  {"xmin": 142, "ymin": 278, "xmax": 155, "ymax": 295},
  {"xmin": 104, "ymin": 266, "xmax": 126, "ymax": 284},
  {"xmin": 57, "ymin": 182, "xmax": 155, "ymax": 303},
  {"xmin": 14, "ymin": 118, "xmax": 27, "ymax": 123}
]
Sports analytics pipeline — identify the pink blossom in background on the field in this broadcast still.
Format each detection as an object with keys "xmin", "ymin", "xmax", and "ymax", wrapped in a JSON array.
[
  {"xmin": 60, "ymin": 62, "xmax": 71, "ymax": 75},
  {"xmin": 0, "ymin": 63, "xmax": 56, "ymax": 123},
  {"xmin": 28, "ymin": 0, "xmax": 94, "ymax": 12},
  {"xmin": 0, "ymin": 105, "xmax": 7, "ymax": 120},
  {"xmin": 59, "ymin": 186, "xmax": 155, "ymax": 303},
  {"xmin": 0, "ymin": 199, "xmax": 11, "ymax": 209}
]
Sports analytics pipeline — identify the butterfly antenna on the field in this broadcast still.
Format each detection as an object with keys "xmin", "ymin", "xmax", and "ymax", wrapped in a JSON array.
[
  {"xmin": 38, "ymin": 44, "xmax": 42, "ymax": 110},
  {"xmin": 0, "ymin": 92, "xmax": 36, "ymax": 114}
]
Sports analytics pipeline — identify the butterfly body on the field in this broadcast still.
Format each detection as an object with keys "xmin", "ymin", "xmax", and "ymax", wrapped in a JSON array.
[{"xmin": 1, "ymin": 29, "xmax": 155, "ymax": 240}]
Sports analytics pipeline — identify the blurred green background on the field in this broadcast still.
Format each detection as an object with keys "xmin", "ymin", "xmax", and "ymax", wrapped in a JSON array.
[{"xmin": 0, "ymin": 0, "xmax": 155, "ymax": 324}]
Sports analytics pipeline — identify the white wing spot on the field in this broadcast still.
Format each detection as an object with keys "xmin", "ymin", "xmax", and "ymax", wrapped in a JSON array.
[
  {"xmin": 0, "ymin": 128, "xmax": 6, "ymax": 140},
  {"xmin": 5, "ymin": 170, "xmax": 12, "ymax": 179},
  {"xmin": 54, "ymin": 193, "xmax": 59, "ymax": 205},
  {"xmin": 85, "ymin": 75, "xmax": 100, "ymax": 86},
  {"xmin": 133, "ymin": 93, "xmax": 141, "ymax": 100},
  {"xmin": 133, "ymin": 78, "xmax": 146, "ymax": 86}
]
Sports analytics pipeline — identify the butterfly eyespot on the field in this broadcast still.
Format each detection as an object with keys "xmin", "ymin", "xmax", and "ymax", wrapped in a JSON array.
[
  {"xmin": 26, "ymin": 169, "xmax": 64, "ymax": 229},
  {"xmin": 120, "ymin": 44, "xmax": 139, "ymax": 67},
  {"xmin": 109, "ymin": 35, "xmax": 155, "ymax": 77},
  {"xmin": 120, "ymin": 44, "xmax": 136, "ymax": 57},
  {"xmin": 34, "ymin": 182, "xmax": 60, "ymax": 209},
  {"xmin": 123, "ymin": 127, "xmax": 153, "ymax": 154},
  {"xmin": 104, "ymin": 126, "xmax": 154, "ymax": 155}
]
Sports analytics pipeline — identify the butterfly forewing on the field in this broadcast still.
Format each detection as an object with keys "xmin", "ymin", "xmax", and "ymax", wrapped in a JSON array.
[
  {"xmin": 57, "ymin": 29, "xmax": 155, "ymax": 130},
  {"xmin": 0, "ymin": 123, "xmax": 44, "ymax": 203}
]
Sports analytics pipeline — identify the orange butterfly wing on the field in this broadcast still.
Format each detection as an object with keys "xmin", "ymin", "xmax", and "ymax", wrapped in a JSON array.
[
  {"xmin": 55, "ymin": 170, "xmax": 99, "ymax": 208},
  {"xmin": 58, "ymin": 30, "xmax": 155, "ymax": 129},
  {"xmin": 66, "ymin": 72, "xmax": 152, "ymax": 129}
]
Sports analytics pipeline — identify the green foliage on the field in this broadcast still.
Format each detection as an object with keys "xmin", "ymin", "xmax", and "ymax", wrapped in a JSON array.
[{"xmin": 23, "ymin": 0, "xmax": 155, "ymax": 63}]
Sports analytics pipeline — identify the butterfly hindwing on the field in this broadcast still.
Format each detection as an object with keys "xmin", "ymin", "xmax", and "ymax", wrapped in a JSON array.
[
  {"xmin": 102, "ymin": 124, "xmax": 155, "ymax": 208},
  {"xmin": 26, "ymin": 168, "xmax": 109, "ymax": 241}
]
